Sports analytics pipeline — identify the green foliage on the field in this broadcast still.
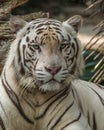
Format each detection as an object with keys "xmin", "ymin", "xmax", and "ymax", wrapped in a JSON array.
[{"xmin": 82, "ymin": 50, "xmax": 104, "ymax": 85}]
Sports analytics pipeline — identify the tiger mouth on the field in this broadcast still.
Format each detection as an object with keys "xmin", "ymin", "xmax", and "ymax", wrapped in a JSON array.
[
  {"xmin": 48, "ymin": 79, "xmax": 59, "ymax": 83},
  {"xmin": 38, "ymin": 78, "xmax": 63, "ymax": 85}
]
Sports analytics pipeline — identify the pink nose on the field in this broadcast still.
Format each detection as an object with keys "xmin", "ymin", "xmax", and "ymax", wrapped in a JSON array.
[{"xmin": 45, "ymin": 66, "xmax": 61, "ymax": 75}]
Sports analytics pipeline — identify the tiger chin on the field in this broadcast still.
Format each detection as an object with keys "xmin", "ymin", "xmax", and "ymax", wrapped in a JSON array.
[{"xmin": 1, "ymin": 14, "xmax": 104, "ymax": 130}]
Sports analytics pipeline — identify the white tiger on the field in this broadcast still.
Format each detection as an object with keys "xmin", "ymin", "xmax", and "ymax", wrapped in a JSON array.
[{"xmin": 0, "ymin": 15, "xmax": 104, "ymax": 130}]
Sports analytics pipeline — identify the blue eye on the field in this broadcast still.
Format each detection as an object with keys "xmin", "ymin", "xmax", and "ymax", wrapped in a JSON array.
[
  {"xmin": 60, "ymin": 44, "xmax": 67, "ymax": 50},
  {"xmin": 33, "ymin": 44, "xmax": 40, "ymax": 50}
]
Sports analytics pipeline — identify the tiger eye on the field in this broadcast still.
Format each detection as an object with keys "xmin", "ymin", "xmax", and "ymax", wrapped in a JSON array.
[
  {"xmin": 60, "ymin": 44, "xmax": 67, "ymax": 50},
  {"xmin": 33, "ymin": 44, "xmax": 40, "ymax": 50}
]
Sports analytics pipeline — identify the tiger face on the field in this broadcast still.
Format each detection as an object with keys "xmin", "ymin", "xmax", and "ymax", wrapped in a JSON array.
[{"xmin": 10, "ymin": 15, "xmax": 83, "ymax": 92}]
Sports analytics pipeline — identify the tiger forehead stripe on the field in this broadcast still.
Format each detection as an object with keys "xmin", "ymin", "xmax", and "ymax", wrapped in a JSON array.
[
  {"xmin": 36, "ymin": 28, "xmax": 45, "ymax": 34},
  {"xmin": 37, "ymin": 32, "xmax": 59, "ymax": 46},
  {"xmin": 36, "ymin": 29, "xmax": 61, "ymax": 38},
  {"xmin": 35, "ymin": 23, "xmax": 45, "ymax": 29},
  {"xmin": 34, "ymin": 19, "xmax": 61, "ymax": 27}
]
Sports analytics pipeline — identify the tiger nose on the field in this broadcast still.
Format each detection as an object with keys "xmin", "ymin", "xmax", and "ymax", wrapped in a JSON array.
[{"xmin": 45, "ymin": 66, "xmax": 61, "ymax": 75}]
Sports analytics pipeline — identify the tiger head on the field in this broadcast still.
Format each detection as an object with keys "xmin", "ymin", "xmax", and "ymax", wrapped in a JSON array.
[{"xmin": 8, "ymin": 15, "xmax": 83, "ymax": 92}]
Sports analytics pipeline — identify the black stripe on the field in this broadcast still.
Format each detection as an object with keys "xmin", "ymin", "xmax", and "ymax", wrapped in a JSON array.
[
  {"xmin": 50, "ymin": 101, "xmax": 74, "ymax": 130},
  {"xmin": 35, "ymin": 87, "xmax": 69, "ymax": 120},
  {"xmin": 47, "ymin": 93, "xmax": 69, "ymax": 127},
  {"xmin": 33, "ymin": 21, "xmax": 43, "ymax": 25},
  {"xmin": 23, "ymin": 98, "xmax": 35, "ymax": 110},
  {"xmin": 67, "ymin": 34, "xmax": 71, "ymax": 41},
  {"xmin": 26, "ymin": 36, "xmax": 30, "ymax": 42},
  {"xmin": 20, "ymin": 63, "xmax": 25, "ymax": 75},
  {"xmin": 17, "ymin": 41, "xmax": 25, "ymax": 75},
  {"xmin": 27, "ymin": 27, "xmax": 30, "ymax": 31},
  {"xmin": 36, "ymin": 30, "xmax": 44, "ymax": 35},
  {"xmin": 93, "ymin": 112, "xmax": 97, "ymax": 130},
  {"xmin": 0, "ymin": 116, "xmax": 6, "ymax": 130},
  {"xmin": 35, "ymin": 23, "xmax": 44, "ymax": 29},
  {"xmin": 36, "ymin": 28, "xmax": 44, "ymax": 34},
  {"xmin": 51, "ymin": 23, "xmax": 60, "ymax": 27},
  {"xmin": 88, "ymin": 85, "xmax": 104, "ymax": 106},
  {"xmin": 18, "ymin": 40, "xmax": 21, "ymax": 63},
  {"xmin": 67, "ymin": 53, "xmax": 75, "ymax": 62},
  {"xmin": 74, "ymin": 38, "xmax": 79, "ymax": 57},
  {"xmin": 70, "ymin": 63, "xmax": 76, "ymax": 75},
  {"xmin": 23, "ymin": 45, "xmax": 26, "ymax": 61},
  {"xmin": 1, "ymin": 72, "xmax": 34, "ymax": 124},
  {"xmin": 96, "ymin": 84, "xmax": 104, "ymax": 90},
  {"xmin": 87, "ymin": 111, "xmax": 90, "ymax": 126},
  {"xmin": 72, "ymin": 42, "xmax": 75, "ymax": 52},
  {"xmin": 22, "ymin": 45, "xmax": 31, "ymax": 72},
  {"xmin": 61, "ymin": 112, "xmax": 81, "ymax": 130},
  {"xmin": 26, "ymin": 51, "xmax": 33, "ymax": 58},
  {"xmin": 56, "ymin": 30, "xmax": 62, "ymax": 35},
  {"xmin": 64, "ymin": 45, "xmax": 70, "ymax": 52},
  {"xmin": 35, "ymin": 87, "xmax": 69, "ymax": 107},
  {"xmin": 71, "ymin": 87, "xmax": 84, "ymax": 113},
  {"xmin": 29, "ymin": 45, "xmax": 35, "ymax": 52},
  {"xmin": 53, "ymin": 27, "xmax": 61, "ymax": 31},
  {"xmin": 71, "ymin": 88, "xmax": 75, "ymax": 99},
  {"xmin": 25, "ymin": 58, "xmax": 34, "ymax": 66}
]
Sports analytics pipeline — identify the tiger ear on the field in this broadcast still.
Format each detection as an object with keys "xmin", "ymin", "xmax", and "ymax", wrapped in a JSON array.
[
  {"xmin": 9, "ymin": 16, "xmax": 27, "ymax": 33},
  {"xmin": 62, "ymin": 15, "xmax": 83, "ymax": 35}
]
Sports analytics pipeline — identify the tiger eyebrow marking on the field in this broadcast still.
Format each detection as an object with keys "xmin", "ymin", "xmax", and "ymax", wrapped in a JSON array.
[{"xmin": 61, "ymin": 38, "xmax": 68, "ymax": 43}]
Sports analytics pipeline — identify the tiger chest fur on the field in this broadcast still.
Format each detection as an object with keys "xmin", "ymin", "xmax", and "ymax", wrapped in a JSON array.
[{"xmin": 0, "ymin": 15, "xmax": 104, "ymax": 130}]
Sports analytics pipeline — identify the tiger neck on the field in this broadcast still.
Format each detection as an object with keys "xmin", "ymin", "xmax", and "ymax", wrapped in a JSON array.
[
  {"xmin": 1, "ymin": 62, "xmax": 71, "ymax": 104},
  {"xmin": 1, "ymin": 61, "xmax": 73, "ymax": 123}
]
